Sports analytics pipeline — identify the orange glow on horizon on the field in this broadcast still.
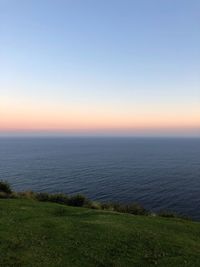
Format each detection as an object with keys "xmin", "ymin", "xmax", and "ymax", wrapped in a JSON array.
[
  {"xmin": 1, "ymin": 96, "xmax": 200, "ymax": 135},
  {"xmin": 1, "ymin": 111, "xmax": 199, "ymax": 134}
]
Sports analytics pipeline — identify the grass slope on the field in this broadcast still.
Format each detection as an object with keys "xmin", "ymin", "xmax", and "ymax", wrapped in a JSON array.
[{"xmin": 0, "ymin": 199, "xmax": 200, "ymax": 267}]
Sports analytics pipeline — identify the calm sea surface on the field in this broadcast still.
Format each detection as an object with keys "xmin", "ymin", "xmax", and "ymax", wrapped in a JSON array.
[{"xmin": 0, "ymin": 137, "xmax": 200, "ymax": 219}]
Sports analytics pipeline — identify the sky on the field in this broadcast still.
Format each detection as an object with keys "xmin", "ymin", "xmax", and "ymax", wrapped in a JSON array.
[{"xmin": 0, "ymin": 0, "xmax": 200, "ymax": 136}]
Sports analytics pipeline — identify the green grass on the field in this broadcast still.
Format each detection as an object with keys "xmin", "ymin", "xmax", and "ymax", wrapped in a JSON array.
[{"xmin": 0, "ymin": 199, "xmax": 200, "ymax": 267}]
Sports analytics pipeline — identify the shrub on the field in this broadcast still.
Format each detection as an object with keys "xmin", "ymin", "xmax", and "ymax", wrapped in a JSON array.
[
  {"xmin": 17, "ymin": 191, "xmax": 36, "ymax": 200},
  {"xmin": 35, "ymin": 192, "xmax": 69, "ymax": 205},
  {"xmin": 9, "ymin": 192, "xmax": 19, "ymax": 199},
  {"xmin": 100, "ymin": 202, "xmax": 114, "ymax": 211},
  {"xmin": 87, "ymin": 201, "xmax": 101, "ymax": 210},
  {"xmin": 68, "ymin": 194, "xmax": 88, "ymax": 207},
  {"xmin": 0, "ymin": 180, "xmax": 12, "ymax": 194},
  {"xmin": 112, "ymin": 203, "xmax": 122, "ymax": 212},
  {"xmin": 35, "ymin": 192, "xmax": 51, "ymax": 202},
  {"xmin": 157, "ymin": 210, "xmax": 191, "ymax": 220},
  {"xmin": 112, "ymin": 203, "xmax": 148, "ymax": 215},
  {"xmin": 157, "ymin": 211, "xmax": 178, "ymax": 218},
  {"xmin": 0, "ymin": 192, "xmax": 9, "ymax": 199},
  {"xmin": 127, "ymin": 203, "xmax": 148, "ymax": 215},
  {"xmin": 49, "ymin": 194, "xmax": 69, "ymax": 205}
]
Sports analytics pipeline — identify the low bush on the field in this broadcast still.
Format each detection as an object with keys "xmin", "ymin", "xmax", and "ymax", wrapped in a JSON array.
[
  {"xmin": 68, "ymin": 194, "xmax": 89, "ymax": 207},
  {"xmin": 0, "ymin": 180, "xmax": 12, "ymax": 194},
  {"xmin": 17, "ymin": 191, "xmax": 36, "ymax": 200},
  {"xmin": 111, "ymin": 203, "xmax": 148, "ymax": 215},
  {"xmin": 1, "ymin": 180, "xmax": 188, "ymax": 219},
  {"xmin": 35, "ymin": 192, "xmax": 51, "ymax": 202},
  {"xmin": 35, "ymin": 192, "xmax": 69, "ymax": 205},
  {"xmin": 157, "ymin": 211, "xmax": 178, "ymax": 218},
  {"xmin": 35, "ymin": 192, "xmax": 50, "ymax": 201},
  {"xmin": 100, "ymin": 202, "xmax": 114, "ymax": 211},
  {"xmin": 157, "ymin": 210, "xmax": 191, "ymax": 220},
  {"xmin": 0, "ymin": 192, "xmax": 10, "ymax": 199},
  {"xmin": 49, "ymin": 194, "xmax": 69, "ymax": 205},
  {"xmin": 87, "ymin": 201, "xmax": 102, "ymax": 210},
  {"xmin": 125, "ymin": 203, "xmax": 148, "ymax": 215}
]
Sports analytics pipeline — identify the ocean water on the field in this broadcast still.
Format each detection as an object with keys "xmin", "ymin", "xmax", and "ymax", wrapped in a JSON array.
[{"xmin": 0, "ymin": 137, "xmax": 200, "ymax": 219}]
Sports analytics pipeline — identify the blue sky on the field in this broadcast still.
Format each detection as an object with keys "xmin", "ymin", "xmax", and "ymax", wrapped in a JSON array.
[{"xmin": 0, "ymin": 0, "xmax": 200, "ymax": 136}]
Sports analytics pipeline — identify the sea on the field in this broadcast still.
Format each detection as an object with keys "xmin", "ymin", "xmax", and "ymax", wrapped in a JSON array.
[{"xmin": 0, "ymin": 137, "xmax": 200, "ymax": 220}]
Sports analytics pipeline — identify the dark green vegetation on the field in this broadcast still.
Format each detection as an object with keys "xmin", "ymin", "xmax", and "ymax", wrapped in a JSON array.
[
  {"xmin": 0, "ymin": 199, "xmax": 200, "ymax": 267},
  {"xmin": 0, "ymin": 181, "xmax": 199, "ymax": 266},
  {"xmin": 0, "ymin": 180, "xmax": 148, "ymax": 216},
  {"xmin": 0, "ymin": 180, "xmax": 12, "ymax": 194},
  {"xmin": 0, "ymin": 180, "xmax": 185, "ymax": 218}
]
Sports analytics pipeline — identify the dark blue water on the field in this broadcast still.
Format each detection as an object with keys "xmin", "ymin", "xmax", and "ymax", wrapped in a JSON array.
[{"xmin": 0, "ymin": 137, "xmax": 200, "ymax": 219}]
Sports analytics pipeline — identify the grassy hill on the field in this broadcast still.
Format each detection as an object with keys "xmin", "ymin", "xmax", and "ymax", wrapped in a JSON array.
[{"xmin": 0, "ymin": 199, "xmax": 200, "ymax": 267}]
